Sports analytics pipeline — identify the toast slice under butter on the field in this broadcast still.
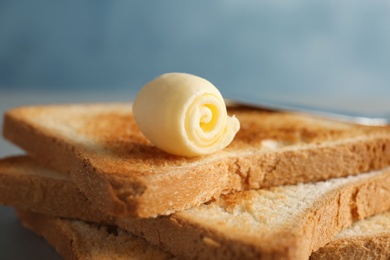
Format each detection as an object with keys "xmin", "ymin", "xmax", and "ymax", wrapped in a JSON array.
[
  {"xmin": 16, "ymin": 209, "xmax": 390, "ymax": 260},
  {"xmin": 3, "ymin": 103, "xmax": 390, "ymax": 217},
  {"xmin": 1, "ymin": 156, "xmax": 389, "ymax": 259}
]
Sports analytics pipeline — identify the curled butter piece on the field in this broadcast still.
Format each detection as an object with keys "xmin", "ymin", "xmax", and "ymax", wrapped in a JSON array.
[{"xmin": 133, "ymin": 72, "xmax": 240, "ymax": 157}]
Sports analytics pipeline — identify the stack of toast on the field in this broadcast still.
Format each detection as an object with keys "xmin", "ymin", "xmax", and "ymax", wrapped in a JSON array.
[{"xmin": 1, "ymin": 103, "xmax": 390, "ymax": 259}]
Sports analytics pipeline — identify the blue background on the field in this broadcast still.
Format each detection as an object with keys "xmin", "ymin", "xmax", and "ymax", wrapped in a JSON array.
[{"xmin": 1, "ymin": 1, "xmax": 390, "ymax": 112}]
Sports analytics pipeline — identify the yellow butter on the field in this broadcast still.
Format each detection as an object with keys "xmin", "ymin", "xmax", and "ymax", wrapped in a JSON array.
[{"xmin": 133, "ymin": 73, "xmax": 240, "ymax": 157}]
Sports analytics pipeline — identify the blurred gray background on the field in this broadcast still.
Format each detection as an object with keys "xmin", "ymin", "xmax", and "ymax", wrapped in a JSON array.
[
  {"xmin": 1, "ymin": 1, "xmax": 390, "ymax": 111},
  {"xmin": 0, "ymin": 1, "xmax": 390, "ymax": 259}
]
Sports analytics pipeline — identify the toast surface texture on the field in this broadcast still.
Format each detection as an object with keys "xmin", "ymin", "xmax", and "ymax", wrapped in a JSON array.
[
  {"xmin": 4, "ymin": 103, "xmax": 390, "ymax": 217},
  {"xmin": 16, "ymin": 210, "xmax": 174, "ymax": 260},
  {"xmin": 16, "ymin": 210, "xmax": 390, "ymax": 260},
  {"xmin": 0, "ymin": 156, "xmax": 115, "ymax": 223},
  {"xmin": 311, "ymin": 211, "xmax": 390, "ymax": 259},
  {"xmin": 126, "ymin": 167, "xmax": 390, "ymax": 259},
  {"xmin": 1, "ymin": 156, "xmax": 390, "ymax": 259}
]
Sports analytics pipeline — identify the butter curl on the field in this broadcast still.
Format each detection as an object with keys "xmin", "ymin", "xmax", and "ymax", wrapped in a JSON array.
[{"xmin": 133, "ymin": 73, "xmax": 240, "ymax": 157}]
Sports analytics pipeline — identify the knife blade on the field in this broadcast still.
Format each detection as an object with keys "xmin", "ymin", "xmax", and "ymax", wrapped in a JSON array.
[{"xmin": 226, "ymin": 93, "xmax": 389, "ymax": 126}]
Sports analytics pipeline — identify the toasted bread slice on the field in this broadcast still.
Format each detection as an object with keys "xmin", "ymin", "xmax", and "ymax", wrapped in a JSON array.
[
  {"xmin": 3, "ymin": 104, "xmax": 390, "ymax": 217},
  {"xmin": 0, "ymin": 156, "xmax": 115, "ymax": 224},
  {"xmin": 16, "ymin": 210, "xmax": 390, "ymax": 260},
  {"xmin": 1, "ymin": 156, "xmax": 390, "ymax": 259},
  {"xmin": 311, "ymin": 211, "xmax": 390, "ymax": 259},
  {"xmin": 16, "ymin": 210, "xmax": 174, "ymax": 260}
]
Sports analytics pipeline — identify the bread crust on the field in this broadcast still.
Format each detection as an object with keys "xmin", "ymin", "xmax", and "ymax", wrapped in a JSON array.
[
  {"xmin": 16, "ymin": 210, "xmax": 390, "ymax": 260},
  {"xmin": 16, "ymin": 210, "xmax": 174, "ymax": 260},
  {"xmin": 3, "ymin": 104, "xmax": 390, "ymax": 218},
  {"xmin": 1, "ymin": 156, "xmax": 389, "ymax": 259},
  {"xmin": 17, "ymin": 209, "xmax": 80, "ymax": 260},
  {"xmin": 311, "ymin": 211, "xmax": 390, "ymax": 259},
  {"xmin": 121, "ymin": 169, "xmax": 390, "ymax": 259},
  {"xmin": 311, "ymin": 234, "xmax": 390, "ymax": 260},
  {"xmin": 0, "ymin": 156, "xmax": 115, "ymax": 224}
]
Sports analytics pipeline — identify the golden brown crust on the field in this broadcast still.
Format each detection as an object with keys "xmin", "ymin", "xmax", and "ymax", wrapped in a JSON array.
[
  {"xmin": 17, "ymin": 209, "xmax": 81, "ymax": 260},
  {"xmin": 1, "ymin": 156, "xmax": 389, "ymax": 259},
  {"xmin": 16, "ymin": 210, "xmax": 174, "ymax": 260},
  {"xmin": 311, "ymin": 234, "xmax": 390, "ymax": 260},
  {"xmin": 3, "ymin": 104, "xmax": 390, "ymax": 217},
  {"xmin": 121, "ymin": 170, "xmax": 390, "ymax": 259},
  {"xmin": 0, "ymin": 156, "xmax": 115, "ymax": 224}
]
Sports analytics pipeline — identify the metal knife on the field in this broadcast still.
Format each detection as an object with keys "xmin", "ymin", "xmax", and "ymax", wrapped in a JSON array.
[{"xmin": 226, "ymin": 93, "xmax": 390, "ymax": 126}]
